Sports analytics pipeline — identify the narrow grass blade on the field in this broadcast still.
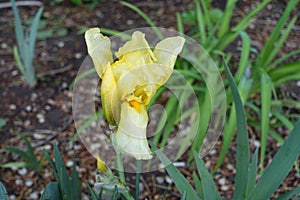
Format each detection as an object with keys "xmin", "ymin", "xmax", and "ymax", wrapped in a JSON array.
[
  {"xmin": 246, "ymin": 148, "xmax": 258, "ymax": 198},
  {"xmin": 233, "ymin": 0, "xmax": 270, "ymax": 31},
  {"xmin": 176, "ymin": 12, "xmax": 184, "ymax": 35},
  {"xmin": 0, "ymin": 182, "xmax": 9, "ymax": 200},
  {"xmin": 40, "ymin": 182, "xmax": 61, "ymax": 200},
  {"xmin": 215, "ymin": 75, "xmax": 252, "ymax": 171},
  {"xmin": 28, "ymin": 7, "xmax": 43, "ymax": 58},
  {"xmin": 235, "ymin": 31, "xmax": 250, "ymax": 82},
  {"xmin": 72, "ymin": 160, "xmax": 81, "ymax": 200},
  {"xmin": 218, "ymin": 0, "xmax": 237, "ymax": 38},
  {"xmin": 194, "ymin": 0, "xmax": 206, "ymax": 43},
  {"xmin": 100, "ymin": 28, "xmax": 131, "ymax": 40},
  {"xmin": 194, "ymin": 152, "xmax": 221, "ymax": 200},
  {"xmin": 259, "ymin": 0, "xmax": 299, "ymax": 67},
  {"xmin": 135, "ymin": 160, "xmax": 142, "ymax": 200},
  {"xmin": 152, "ymin": 95, "xmax": 178, "ymax": 146},
  {"xmin": 69, "ymin": 68, "xmax": 96, "ymax": 89},
  {"xmin": 11, "ymin": 0, "xmax": 25, "ymax": 57},
  {"xmin": 112, "ymin": 186, "xmax": 118, "ymax": 200},
  {"xmin": 249, "ymin": 120, "xmax": 300, "ymax": 200},
  {"xmin": 43, "ymin": 150, "xmax": 59, "ymax": 181},
  {"xmin": 53, "ymin": 143, "xmax": 72, "ymax": 198},
  {"xmin": 192, "ymin": 172, "xmax": 203, "ymax": 198},
  {"xmin": 13, "ymin": 46, "xmax": 25, "ymax": 76},
  {"xmin": 5, "ymin": 147, "xmax": 30, "ymax": 161},
  {"xmin": 273, "ymin": 110, "xmax": 294, "ymax": 131},
  {"xmin": 264, "ymin": 16, "xmax": 297, "ymax": 69},
  {"xmin": 270, "ymin": 49, "xmax": 300, "ymax": 69},
  {"xmin": 151, "ymin": 143, "xmax": 200, "ymax": 199},
  {"xmin": 274, "ymin": 185, "xmax": 300, "ymax": 200},
  {"xmin": 87, "ymin": 181, "xmax": 99, "ymax": 200},
  {"xmin": 260, "ymin": 72, "xmax": 272, "ymax": 169},
  {"xmin": 269, "ymin": 61, "xmax": 300, "ymax": 86},
  {"xmin": 0, "ymin": 161, "xmax": 27, "ymax": 168},
  {"xmin": 120, "ymin": 1, "xmax": 163, "ymax": 39},
  {"xmin": 224, "ymin": 61, "xmax": 250, "ymax": 200},
  {"xmin": 180, "ymin": 190, "xmax": 187, "ymax": 200},
  {"xmin": 189, "ymin": 89, "xmax": 211, "ymax": 161}
]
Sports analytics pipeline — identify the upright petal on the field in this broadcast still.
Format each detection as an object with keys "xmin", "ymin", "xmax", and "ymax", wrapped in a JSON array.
[
  {"xmin": 85, "ymin": 28, "xmax": 113, "ymax": 78},
  {"xmin": 112, "ymin": 102, "xmax": 152, "ymax": 160},
  {"xmin": 101, "ymin": 66, "xmax": 119, "ymax": 125},
  {"xmin": 154, "ymin": 36, "xmax": 185, "ymax": 71},
  {"xmin": 115, "ymin": 31, "xmax": 156, "ymax": 63}
]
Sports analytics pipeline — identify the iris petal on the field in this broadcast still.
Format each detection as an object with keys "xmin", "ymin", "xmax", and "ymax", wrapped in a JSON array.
[
  {"xmin": 154, "ymin": 36, "xmax": 185, "ymax": 70},
  {"xmin": 112, "ymin": 102, "xmax": 152, "ymax": 160},
  {"xmin": 101, "ymin": 66, "xmax": 119, "ymax": 125},
  {"xmin": 85, "ymin": 28, "xmax": 113, "ymax": 78},
  {"xmin": 115, "ymin": 31, "xmax": 155, "ymax": 62}
]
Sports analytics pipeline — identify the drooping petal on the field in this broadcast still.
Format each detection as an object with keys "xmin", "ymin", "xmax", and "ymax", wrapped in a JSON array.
[
  {"xmin": 101, "ymin": 66, "xmax": 119, "ymax": 125},
  {"xmin": 115, "ymin": 31, "xmax": 156, "ymax": 64},
  {"xmin": 85, "ymin": 28, "xmax": 113, "ymax": 78},
  {"xmin": 116, "ymin": 64, "xmax": 172, "ymax": 104},
  {"xmin": 153, "ymin": 36, "xmax": 185, "ymax": 73},
  {"xmin": 112, "ymin": 102, "xmax": 152, "ymax": 160}
]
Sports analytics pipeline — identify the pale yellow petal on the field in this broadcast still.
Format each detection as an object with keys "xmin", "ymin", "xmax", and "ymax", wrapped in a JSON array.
[
  {"xmin": 85, "ymin": 27, "xmax": 113, "ymax": 78},
  {"xmin": 116, "ymin": 64, "xmax": 172, "ymax": 103},
  {"xmin": 153, "ymin": 36, "xmax": 185, "ymax": 71},
  {"xmin": 112, "ymin": 102, "xmax": 152, "ymax": 160},
  {"xmin": 101, "ymin": 66, "xmax": 119, "ymax": 125},
  {"xmin": 115, "ymin": 31, "xmax": 156, "ymax": 62}
]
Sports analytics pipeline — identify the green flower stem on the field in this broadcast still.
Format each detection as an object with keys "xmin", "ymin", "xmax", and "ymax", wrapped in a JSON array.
[
  {"xmin": 116, "ymin": 151, "xmax": 125, "ymax": 184},
  {"xmin": 135, "ymin": 160, "xmax": 142, "ymax": 199}
]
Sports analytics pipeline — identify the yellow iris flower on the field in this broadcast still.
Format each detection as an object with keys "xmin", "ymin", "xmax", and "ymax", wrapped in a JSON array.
[{"xmin": 85, "ymin": 28, "xmax": 185, "ymax": 160}]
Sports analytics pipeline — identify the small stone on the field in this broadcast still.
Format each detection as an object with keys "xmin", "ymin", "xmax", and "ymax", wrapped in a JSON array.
[
  {"xmin": 156, "ymin": 177, "xmax": 164, "ymax": 184},
  {"xmin": 47, "ymin": 99, "xmax": 56, "ymax": 105},
  {"xmin": 139, "ymin": 182, "xmax": 144, "ymax": 192},
  {"xmin": 75, "ymin": 53, "xmax": 82, "ymax": 59},
  {"xmin": 62, "ymin": 82, "xmax": 68, "ymax": 89},
  {"xmin": 25, "ymin": 179, "xmax": 33, "ymax": 187},
  {"xmin": 9, "ymin": 104, "xmax": 17, "ymax": 110},
  {"xmin": 296, "ymin": 81, "xmax": 300, "ymax": 87},
  {"xmin": 11, "ymin": 70, "xmax": 18, "ymax": 76},
  {"xmin": 165, "ymin": 176, "xmax": 173, "ymax": 184},
  {"xmin": 15, "ymin": 179, "xmax": 23, "ymax": 185},
  {"xmin": 227, "ymin": 164, "xmax": 234, "ymax": 171},
  {"xmin": 31, "ymin": 93, "xmax": 38, "ymax": 101},
  {"xmin": 25, "ymin": 105, "xmax": 32, "ymax": 112},
  {"xmin": 66, "ymin": 160, "xmax": 74, "ymax": 167},
  {"xmin": 41, "ymin": 51, "xmax": 48, "ymax": 57},
  {"xmin": 38, "ymin": 118, "xmax": 45, "ymax": 124},
  {"xmin": 218, "ymin": 177, "xmax": 226, "ymax": 185},
  {"xmin": 9, "ymin": 195, "xmax": 16, "ymax": 200},
  {"xmin": 28, "ymin": 191, "xmax": 39, "ymax": 199},
  {"xmin": 209, "ymin": 149, "xmax": 217, "ymax": 155},
  {"xmin": 253, "ymin": 140, "xmax": 260, "ymax": 147},
  {"xmin": 173, "ymin": 162, "xmax": 185, "ymax": 167},
  {"xmin": 45, "ymin": 105, "xmax": 51, "ymax": 110},
  {"xmin": 43, "ymin": 144, "xmax": 52, "ymax": 150},
  {"xmin": 33, "ymin": 133, "xmax": 44, "ymax": 140},
  {"xmin": 126, "ymin": 19, "xmax": 134, "ymax": 25},
  {"xmin": 221, "ymin": 185, "xmax": 229, "ymax": 191},
  {"xmin": 24, "ymin": 120, "xmax": 31, "ymax": 127},
  {"xmin": 1, "ymin": 42, "xmax": 8, "ymax": 49},
  {"xmin": 57, "ymin": 41, "xmax": 65, "ymax": 48},
  {"xmin": 18, "ymin": 168, "xmax": 27, "ymax": 175}
]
